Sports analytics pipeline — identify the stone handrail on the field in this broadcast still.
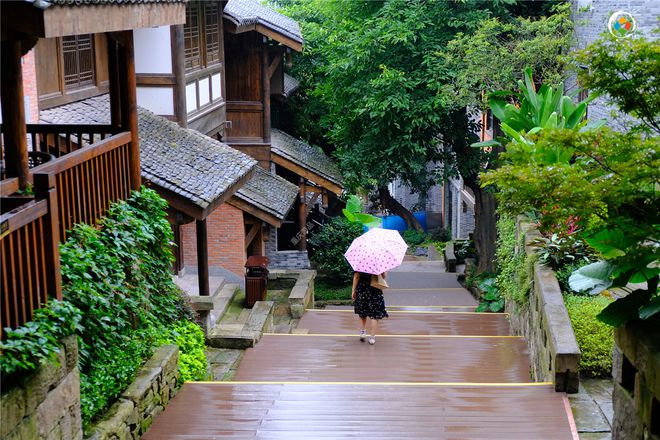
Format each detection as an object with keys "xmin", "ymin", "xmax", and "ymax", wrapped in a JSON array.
[
  {"xmin": 444, "ymin": 242, "xmax": 457, "ymax": 273},
  {"xmin": 268, "ymin": 269, "xmax": 316, "ymax": 318},
  {"xmin": 506, "ymin": 218, "xmax": 581, "ymax": 393}
]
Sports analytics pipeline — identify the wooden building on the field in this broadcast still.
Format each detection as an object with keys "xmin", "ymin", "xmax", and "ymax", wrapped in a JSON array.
[{"xmin": 0, "ymin": 0, "xmax": 186, "ymax": 335}]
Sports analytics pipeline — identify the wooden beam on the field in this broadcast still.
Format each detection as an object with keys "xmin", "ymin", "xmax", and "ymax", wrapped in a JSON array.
[
  {"xmin": 262, "ymin": 38, "xmax": 271, "ymax": 144},
  {"xmin": 33, "ymin": 174, "xmax": 62, "ymax": 301},
  {"xmin": 245, "ymin": 222, "xmax": 261, "ymax": 249},
  {"xmin": 196, "ymin": 218, "xmax": 210, "ymax": 296},
  {"xmin": 298, "ymin": 177, "xmax": 307, "ymax": 252},
  {"xmin": 255, "ymin": 24, "xmax": 302, "ymax": 52},
  {"xmin": 0, "ymin": 40, "xmax": 30, "ymax": 189},
  {"xmin": 107, "ymin": 35, "xmax": 122, "ymax": 128},
  {"xmin": 271, "ymin": 153, "xmax": 343, "ymax": 195},
  {"xmin": 115, "ymin": 30, "xmax": 141, "ymax": 191},
  {"xmin": 228, "ymin": 196, "xmax": 284, "ymax": 228},
  {"xmin": 306, "ymin": 191, "xmax": 320, "ymax": 211},
  {"xmin": 266, "ymin": 50, "xmax": 282, "ymax": 79},
  {"xmin": 42, "ymin": 4, "xmax": 186, "ymax": 38},
  {"xmin": 171, "ymin": 24, "xmax": 187, "ymax": 128}
]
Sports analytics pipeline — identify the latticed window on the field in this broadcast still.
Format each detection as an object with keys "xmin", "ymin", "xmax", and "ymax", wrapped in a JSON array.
[
  {"xmin": 62, "ymin": 34, "xmax": 95, "ymax": 90},
  {"xmin": 184, "ymin": 1, "xmax": 221, "ymax": 71},
  {"xmin": 204, "ymin": 2, "xmax": 221, "ymax": 66},
  {"xmin": 184, "ymin": 3, "xmax": 201, "ymax": 70}
]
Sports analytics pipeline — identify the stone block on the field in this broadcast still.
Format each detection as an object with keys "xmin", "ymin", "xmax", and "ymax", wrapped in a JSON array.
[
  {"xmin": 87, "ymin": 399, "xmax": 134, "ymax": 440},
  {"xmin": 61, "ymin": 335, "xmax": 79, "ymax": 373},
  {"xmin": 140, "ymin": 414, "xmax": 153, "ymax": 435},
  {"xmin": 1, "ymin": 384, "xmax": 27, "ymax": 437},
  {"xmin": 36, "ymin": 368, "xmax": 81, "ymax": 438},
  {"xmin": 3, "ymin": 414, "xmax": 38, "ymax": 440},
  {"xmin": 24, "ymin": 347, "xmax": 67, "ymax": 413},
  {"xmin": 122, "ymin": 368, "xmax": 160, "ymax": 405}
]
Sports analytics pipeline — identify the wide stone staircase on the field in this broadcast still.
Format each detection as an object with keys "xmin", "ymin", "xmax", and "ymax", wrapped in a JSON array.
[{"xmin": 147, "ymin": 258, "xmax": 577, "ymax": 439}]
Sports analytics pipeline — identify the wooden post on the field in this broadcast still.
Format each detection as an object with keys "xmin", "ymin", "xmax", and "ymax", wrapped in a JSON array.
[
  {"xmin": 262, "ymin": 38, "xmax": 271, "ymax": 144},
  {"xmin": 172, "ymin": 224, "xmax": 183, "ymax": 275},
  {"xmin": 298, "ymin": 177, "xmax": 307, "ymax": 251},
  {"xmin": 1, "ymin": 40, "xmax": 30, "ymax": 189},
  {"xmin": 33, "ymin": 173, "xmax": 63, "ymax": 301},
  {"xmin": 196, "ymin": 219, "xmax": 210, "ymax": 296},
  {"xmin": 107, "ymin": 35, "xmax": 122, "ymax": 128},
  {"xmin": 171, "ymin": 25, "xmax": 187, "ymax": 128},
  {"xmin": 116, "ymin": 31, "xmax": 141, "ymax": 191}
]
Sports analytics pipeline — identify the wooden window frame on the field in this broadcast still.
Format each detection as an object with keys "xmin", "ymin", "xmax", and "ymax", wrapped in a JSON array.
[
  {"xmin": 62, "ymin": 34, "xmax": 96, "ymax": 91},
  {"xmin": 184, "ymin": 1, "xmax": 222, "ymax": 73}
]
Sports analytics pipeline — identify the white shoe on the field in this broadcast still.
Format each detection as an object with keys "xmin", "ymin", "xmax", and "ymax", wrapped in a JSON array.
[
  {"xmin": 368, "ymin": 336, "xmax": 376, "ymax": 345},
  {"xmin": 359, "ymin": 330, "xmax": 367, "ymax": 342}
]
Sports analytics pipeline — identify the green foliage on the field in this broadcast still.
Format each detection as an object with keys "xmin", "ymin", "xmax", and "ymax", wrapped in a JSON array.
[
  {"xmin": 1, "ymin": 301, "xmax": 82, "ymax": 376},
  {"xmin": 530, "ymin": 233, "xmax": 593, "ymax": 271},
  {"xmin": 563, "ymin": 294, "xmax": 614, "ymax": 378},
  {"xmin": 308, "ymin": 217, "xmax": 364, "ymax": 283},
  {"xmin": 313, "ymin": 277, "xmax": 353, "ymax": 302},
  {"xmin": 342, "ymin": 194, "xmax": 382, "ymax": 228},
  {"xmin": 59, "ymin": 188, "xmax": 198, "ymax": 426},
  {"xmin": 574, "ymin": 34, "xmax": 660, "ymax": 135},
  {"xmin": 454, "ymin": 240, "xmax": 476, "ymax": 263},
  {"xmin": 495, "ymin": 215, "xmax": 534, "ymax": 305},
  {"xmin": 484, "ymin": 35, "xmax": 659, "ymax": 326},
  {"xmin": 403, "ymin": 229, "xmax": 426, "ymax": 246},
  {"xmin": 155, "ymin": 320, "xmax": 208, "ymax": 382},
  {"xmin": 474, "ymin": 67, "xmax": 605, "ymax": 151},
  {"xmin": 555, "ymin": 260, "xmax": 592, "ymax": 294},
  {"xmin": 475, "ymin": 277, "xmax": 505, "ymax": 313},
  {"xmin": 440, "ymin": 2, "xmax": 574, "ymax": 110}
]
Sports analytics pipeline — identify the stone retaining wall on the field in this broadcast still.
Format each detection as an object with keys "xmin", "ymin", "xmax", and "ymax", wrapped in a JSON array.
[
  {"xmin": 506, "ymin": 219, "xmax": 581, "ymax": 392},
  {"xmin": 268, "ymin": 269, "xmax": 316, "ymax": 318},
  {"xmin": 611, "ymin": 320, "xmax": 660, "ymax": 440},
  {"xmin": 1, "ymin": 335, "xmax": 82, "ymax": 440},
  {"xmin": 86, "ymin": 345, "xmax": 179, "ymax": 440}
]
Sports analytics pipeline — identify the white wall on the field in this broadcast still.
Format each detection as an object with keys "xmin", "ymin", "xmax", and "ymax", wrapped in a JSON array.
[
  {"xmin": 137, "ymin": 87, "xmax": 174, "ymax": 115},
  {"xmin": 134, "ymin": 26, "xmax": 172, "ymax": 74}
]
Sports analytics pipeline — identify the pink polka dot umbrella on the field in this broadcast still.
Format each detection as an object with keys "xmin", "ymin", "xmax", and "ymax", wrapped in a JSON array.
[{"xmin": 344, "ymin": 227, "xmax": 408, "ymax": 275}]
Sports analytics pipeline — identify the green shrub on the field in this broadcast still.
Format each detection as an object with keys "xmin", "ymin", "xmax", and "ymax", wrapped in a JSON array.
[
  {"xmin": 564, "ymin": 294, "xmax": 614, "ymax": 378},
  {"xmin": 403, "ymin": 229, "xmax": 426, "ymax": 246},
  {"xmin": 308, "ymin": 217, "xmax": 364, "ymax": 283},
  {"xmin": 60, "ymin": 188, "xmax": 198, "ymax": 427},
  {"xmin": 475, "ymin": 277, "xmax": 504, "ymax": 313},
  {"xmin": 314, "ymin": 277, "xmax": 352, "ymax": 302},
  {"xmin": 495, "ymin": 215, "xmax": 535, "ymax": 304},
  {"xmin": 1, "ymin": 301, "xmax": 82, "ymax": 377},
  {"xmin": 155, "ymin": 320, "xmax": 208, "ymax": 382}
]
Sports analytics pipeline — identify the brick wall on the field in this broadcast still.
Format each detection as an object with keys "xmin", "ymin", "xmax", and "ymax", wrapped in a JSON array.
[
  {"xmin": 21, "ymin": 49, "xmax": 40, "ymax": 124},
  {"xmin": 181, "ymin": 203, "xmax": 247, "ymax": 278}
]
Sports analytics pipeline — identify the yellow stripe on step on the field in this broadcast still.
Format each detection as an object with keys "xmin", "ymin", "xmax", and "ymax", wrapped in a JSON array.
[
  {"xmin": 262, "ymin": 333, "xmax": 523, "ymax": 339},
  {"xmin": 189, "ymin": 380, "xmax": 553, "ymax": 387}
]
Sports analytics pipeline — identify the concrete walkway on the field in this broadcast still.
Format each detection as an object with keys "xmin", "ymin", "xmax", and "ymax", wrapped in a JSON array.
[{"xmin": 145, "ymin": 257, "xmax": 578, "ymax": 439}]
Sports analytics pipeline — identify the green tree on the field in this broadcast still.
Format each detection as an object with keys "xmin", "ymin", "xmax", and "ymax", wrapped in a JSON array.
[
  {"xmin": 482, "ymin": 34, "xmax": 660, "ymax": 326},
  {"xmin": 279, "ymin": 0, "xmax": 574, "ymax": 270}
]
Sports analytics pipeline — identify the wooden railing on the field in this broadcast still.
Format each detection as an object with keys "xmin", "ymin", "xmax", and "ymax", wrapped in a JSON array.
[
  {"xmin": 1, "ymin": 130, "xmax": 133, "ymax": 336},
  {"xmin": 34, "ymin": 131, "xmax": 133, "ymax": 242},
  {"xmin": 27, "ymin": 124, "xmax": 118, "ymax": 158},
  {"xmin": 1, "ymin": 176, "xmax": 61, "ymax": 338}
]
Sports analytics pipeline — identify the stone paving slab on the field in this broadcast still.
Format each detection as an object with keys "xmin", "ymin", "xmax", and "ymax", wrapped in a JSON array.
[{"xmin": 383, "ymin": 288, "xmax": 478, "ymax": 307}]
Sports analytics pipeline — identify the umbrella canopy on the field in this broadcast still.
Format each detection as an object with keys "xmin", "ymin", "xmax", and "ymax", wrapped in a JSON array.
[{"xmin": 344, "ymin": 228, "xmax": 408, "ymax": 275}]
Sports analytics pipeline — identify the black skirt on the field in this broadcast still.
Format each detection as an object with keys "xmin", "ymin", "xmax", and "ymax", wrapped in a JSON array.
[{"xmin": 353, "ymin": 274, "xmax": 389, "ymax": 320}]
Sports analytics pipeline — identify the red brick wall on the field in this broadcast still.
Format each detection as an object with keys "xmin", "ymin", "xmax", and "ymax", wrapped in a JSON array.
[
  {"xmin": 21, "ymin": 49, "xmax": 40, "ymax": 124},
  {"xmin": 181, "ymin": 203, "xmax": 247, "ymax": 278}
]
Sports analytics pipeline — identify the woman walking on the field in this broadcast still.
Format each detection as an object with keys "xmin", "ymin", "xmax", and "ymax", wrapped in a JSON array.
[{"xmin": 352, "ymin": 271, "xmax": 389, "ymax": 345}]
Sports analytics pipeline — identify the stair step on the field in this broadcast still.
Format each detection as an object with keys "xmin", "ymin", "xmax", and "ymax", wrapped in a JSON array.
[
  {"xmin": 298, "ymin": 309, "xmax": 509, "ymax": 336},
  {"xmin": 144, "ymin": 383, "xmax": 575, "ymax": 440},
  {"xmin": 234, "ymin": 334, "xmax": 531, "ymax": 383}
]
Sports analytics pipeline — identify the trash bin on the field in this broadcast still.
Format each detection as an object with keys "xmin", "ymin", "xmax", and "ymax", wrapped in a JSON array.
[{"xmin": 245, "ymin": 255, "xmax": 269, "ymax": 308}]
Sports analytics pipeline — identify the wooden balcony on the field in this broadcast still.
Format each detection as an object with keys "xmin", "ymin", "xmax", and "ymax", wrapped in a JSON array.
[{"xmin": 1, "ymin": 125, "xmax": 134, "ymax": 337}]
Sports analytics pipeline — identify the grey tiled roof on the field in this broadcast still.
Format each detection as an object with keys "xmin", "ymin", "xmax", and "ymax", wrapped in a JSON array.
[
  {"xmin": 282, "ymin": 73, "xmax": 300, "ymax": 98},
  {"xmin": 235, "ymin": 167, "xmax": 298, "ymax": 221},
  {"xmin": 138, "ymin": 108, "xmax": 255, "ymax": 209},
  {"xmin": 271, "ymin": 129, "xmax": 342, "ymax": 188},
  {"xmin": 40, "ymin": 94, "xmax": 257, "ymax": 210},
  {"xmin": 224, "ymin": 0, "xmax": 302, "ymax": 45}
]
